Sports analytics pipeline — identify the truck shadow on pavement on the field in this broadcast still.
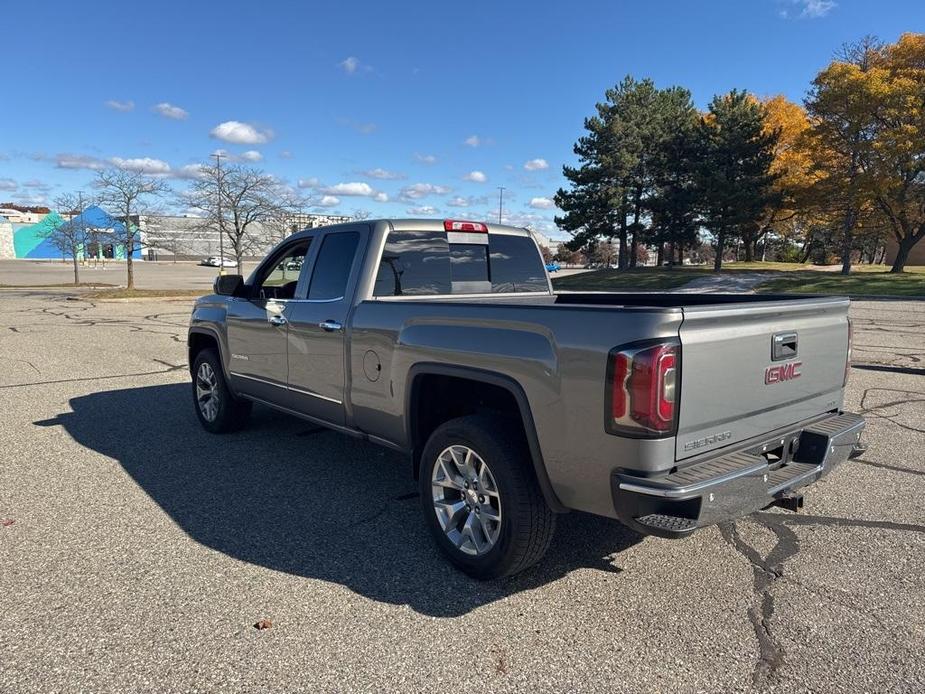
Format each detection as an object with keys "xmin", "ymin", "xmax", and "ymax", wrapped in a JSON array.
[{"xmin": 37, "ymin": 383, "xmax": 642, "ymax": 617}]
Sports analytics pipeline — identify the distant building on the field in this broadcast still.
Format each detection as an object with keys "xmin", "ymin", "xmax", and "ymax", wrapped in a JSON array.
[
  {"xmin": 142, "ymin": 212, "xmax": 353, "ymax": 260},
  {"xmin": 527, "ymin": 228, "xmax": 558, "ymax": 252},
  {"xmin": 0, "ymin": 203, "xmax": 355, "ymax": 261}
]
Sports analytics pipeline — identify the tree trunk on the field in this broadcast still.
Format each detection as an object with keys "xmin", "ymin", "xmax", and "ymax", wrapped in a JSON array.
[
  {"xmin": 72, "ymin": 252, "xmax": 80, "ymax": 286},
  {"xmin": 629, "ymin": 188, "xmax": 642, "ymax": 269},
  {"xmin": 656, "ymin": 243, "xmax": 664, "ymax": 266},
  {"xmin": 713, "ymin": 230, "xmax": 725, "ymax": 272},
  {"xmin": 744, "ymin": 240, "xmax": 755, "ymax": 263},
  {"xmin": 889, "ymin": 236, "xmax": 917, "ymax": 273},
  {"xmin": 125, "ymin": 207, "xmax": 135, "ymax": 289},
  {"xmin": 840, "ymin": 208, "xmax": 857, "ymax": 276},
  {"xmin": 617, "ymin": 193, "xmax": 628, "ymax": 270}
]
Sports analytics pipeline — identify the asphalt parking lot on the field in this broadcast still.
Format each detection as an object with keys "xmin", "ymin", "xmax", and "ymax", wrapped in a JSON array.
[{"xmin": 1, "ymin": 291, "xmax": 923, "ymax": 692}]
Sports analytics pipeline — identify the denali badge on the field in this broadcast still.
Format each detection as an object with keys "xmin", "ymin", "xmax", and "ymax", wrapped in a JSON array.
[
  {"xmin": 765, "ymin": 361, "xmax": 801, "ymax": 384},
  {"xmin": 683, "ymin": 430, "xmax": 732, "ymax": 451}
]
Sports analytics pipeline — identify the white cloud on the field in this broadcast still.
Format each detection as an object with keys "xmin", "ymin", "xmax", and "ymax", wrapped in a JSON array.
[
  {"xmin": 782, "ymin": 0, "xmax": 837, "ymax": 18},
  {"xmin": 407, "ymin": 205, "xmax": 438, "ymax": 215},
  {"xmin": 414, "ymin": 152, "xmax": 437, "ymax": 164},
  {"xmin": 240, "ymin": 150, "xmax": 263, "ymax": 162},
  {"xmin": 318, "ymin": 195, "xmax": 340, "ymax": 207},
  {"xmin": 111, "ymin": 157, "xmax": 172, "ymax": 175},
  {"xmin": 175, "ymin": 164, "xmax": 208, "ymax": 180},
  {"xmin": 22, "ymin": 179, "xmax": 52, "ymax": 191},
  {"xmin": 210, "ymin": 121, "xmax": 272, "ymax": 145},
  {"xmin": 529, "ymin": 197, "xmax": 555, "ymax": 210},
  {"xmin": 464, "ymin": 135, "xmax": 481, "ymax": 147},
  {"xmin": 321, "ymin": 182, "xmax": 375, "ymax": 196},
  {"xmin": 463, "ymin": 170, "xmax": 487, "ymax": 183},
  {"xmin": 363, "ymin": 167, "xmax": 405, "ymax": 180},
  {"xmin": 446, "ymin": 196, "xmax": 471, "ymax": 208},
  {"xmin": 0, "ymin": 178, "xmax": 17, "ymax": 192},
  {"xmin": 105, "ymin": 99, "xmax": 134, "ymax": 112},
  {"xmin": 524, "ymin": 158, "xmax": 549, "ymax": 171},
  {"xmin": 279, "ymin": 150, "xmax": 293, "ymax": 159},
  {"xmin": 55, "ymin": 153, "xmax": 106, "ymax": 171},
  {"xmin": 373, "ymin": 192, "xmax": 389, "ymax": 203},
  {"xmin": 298, "ymin": 177, "xmax": 320, "ymax": 189},
  {"xmin": 499, "ymin": 211, "xmax": 558, "ymax": 234},
  {"xmin": 154, "ymin": 102, "xmax": 189, "ymax": 120},
  {"xmin": 339, "ymin": 56, "xmax": 360, "ymax": 74},
  {"xmin": 400, "ymin": 183, "xmax": 452, "ymax": 200}
]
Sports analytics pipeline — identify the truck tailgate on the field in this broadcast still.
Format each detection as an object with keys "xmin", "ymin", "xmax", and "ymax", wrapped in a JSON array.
[{"xmin": 675, "ymin": 296, "xmax": 850, "ymax": 461}]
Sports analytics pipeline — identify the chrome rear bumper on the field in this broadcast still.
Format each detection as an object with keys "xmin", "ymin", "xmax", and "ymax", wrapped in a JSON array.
[{"xmin": 612, "ymin": 412, "xmax": 865, "ymax": 538}]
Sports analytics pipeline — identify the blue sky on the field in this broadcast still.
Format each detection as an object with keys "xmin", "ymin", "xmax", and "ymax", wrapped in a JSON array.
[{"xmin": 1, "ymin": 0, "xmax": 921, "ymax": 239}]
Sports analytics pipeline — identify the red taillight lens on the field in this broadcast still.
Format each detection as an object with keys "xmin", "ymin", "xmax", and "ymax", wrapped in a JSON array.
[
  {"xmin": 444, "ymin": 219, "xmax": 488, "ymax": 232},
  {"xmin": 607, "ymin": 341, "xmax": 679, "ymax": 437},
  {"xmin": 844, "ymin": 318, "xmax": 852, "ymax": 386}
]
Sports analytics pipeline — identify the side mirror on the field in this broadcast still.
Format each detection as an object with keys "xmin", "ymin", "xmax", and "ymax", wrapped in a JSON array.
[{"xmin": 214, "ymin": 274, "xmax": 244, "ymax": 297}]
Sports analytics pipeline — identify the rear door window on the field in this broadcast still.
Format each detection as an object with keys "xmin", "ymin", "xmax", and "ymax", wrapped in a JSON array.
[{"xmin": 308, "ymin": 232, "xmax": 360, "ymax": 300}]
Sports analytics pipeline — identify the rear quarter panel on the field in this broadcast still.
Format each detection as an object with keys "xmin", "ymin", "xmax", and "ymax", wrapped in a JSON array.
[{"xmin": 348, "ymin": 299, "xmax": 683, "ymax": 518}]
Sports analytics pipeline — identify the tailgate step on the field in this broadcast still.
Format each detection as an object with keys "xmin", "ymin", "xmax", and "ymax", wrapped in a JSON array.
[
  {"xmin": 766, "ymin": 461, "xmax": 819, "ymax": 493},
  {"xmin": 635, "ymin": 514, "xmax": 698, "ymax": 534}
]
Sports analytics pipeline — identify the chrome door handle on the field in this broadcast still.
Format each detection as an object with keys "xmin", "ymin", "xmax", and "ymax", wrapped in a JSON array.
[
  {"xmin": 319, "ymin": 320, "xmax": 343, "ymax": 332},
  {"xmin": 268, "ymin": 315, "xmax": 287, "ymax": 326}
]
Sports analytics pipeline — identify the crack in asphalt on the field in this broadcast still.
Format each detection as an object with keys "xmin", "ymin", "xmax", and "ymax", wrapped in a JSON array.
[
  {"xmin": 858, "ymin": 387, "xmax": 925, "ymax": 434},
  {"xmin": 720, "ymin": 505, "xmax": 925, "ymax": 689},
  {"xmin": 719, "ymin": 519, "xmax": 796, "ymax": 688}
]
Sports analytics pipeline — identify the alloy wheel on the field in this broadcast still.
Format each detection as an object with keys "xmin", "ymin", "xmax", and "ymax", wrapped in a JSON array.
[
  {"xmin": 196, "ymin": 362, "xmax": 220, "ymax": 422},
  {"xmin": 431, "ymin": 445, "xmax": 502, "ymax": 556}
]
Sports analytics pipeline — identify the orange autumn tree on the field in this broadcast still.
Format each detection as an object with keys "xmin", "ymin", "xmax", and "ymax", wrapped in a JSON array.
[
  {"xmin": 755, "ymin": 95, "xmax": 815, "ymax": 260},
  {"xmin": 866, "ymin": 33, "xmax": 925, "ymax": 272}
]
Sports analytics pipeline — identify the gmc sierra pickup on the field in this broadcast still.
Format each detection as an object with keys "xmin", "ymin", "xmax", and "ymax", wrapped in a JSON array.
[{"xmin": 188, "ymin": 219, "xmax": 865, "ymax": 578}]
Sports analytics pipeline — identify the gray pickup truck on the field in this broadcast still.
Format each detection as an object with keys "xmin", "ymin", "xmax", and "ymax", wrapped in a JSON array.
[{"xmin": 188, "ymin": 218, "xmax": 865, "ymax": 578}]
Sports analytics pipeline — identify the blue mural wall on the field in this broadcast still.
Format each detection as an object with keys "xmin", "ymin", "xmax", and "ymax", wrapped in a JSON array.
[{"xmin": 11, "ymin": 206, "xmax": 141, "ymax": 259}]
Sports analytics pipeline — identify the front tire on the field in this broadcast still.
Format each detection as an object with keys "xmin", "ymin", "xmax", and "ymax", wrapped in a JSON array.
[
  {"xmin": 419, "ymin": 415, "xmax": 555, "ymax": 579},
  {"xmin": 191, "ymin": 348, "xmax": 252, "ymax": 433}
]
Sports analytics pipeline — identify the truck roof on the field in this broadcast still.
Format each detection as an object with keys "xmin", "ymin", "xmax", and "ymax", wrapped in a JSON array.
[{"xmin": 290, "ymin": 218, "xmax": 534, "ymax": 239}]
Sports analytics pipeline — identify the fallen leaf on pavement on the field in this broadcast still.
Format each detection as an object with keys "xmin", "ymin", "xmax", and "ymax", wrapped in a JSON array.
[
  {"xmin": 254, "ymin": 618, "xmax": 272, "ymax": 630},
  {"xmin": 1, "ymin": 519, "xmax": 14, "ymax": 527}
]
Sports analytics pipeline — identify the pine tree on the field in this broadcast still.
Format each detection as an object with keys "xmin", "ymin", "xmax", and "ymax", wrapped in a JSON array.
[{"xmin": 697, "ymin": 90, "xmax": 780, "ymax": 270}]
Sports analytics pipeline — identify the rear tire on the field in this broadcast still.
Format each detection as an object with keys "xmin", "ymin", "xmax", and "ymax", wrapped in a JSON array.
[
  {"xmin": 419, "ymin": 414, "xmax": 555, "ymax": 579},
  {"xmin": 191, "ymin": 348, "xmax": 252, "ymax": 433}
]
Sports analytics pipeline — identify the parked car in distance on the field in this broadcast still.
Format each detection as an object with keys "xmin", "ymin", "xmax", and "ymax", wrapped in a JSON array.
[
  {"xmin": 200, "ymin": 256, "xmax": 237, "ymax": 268},
  {"xmin": 188, "ymin": 218, "xmax": 864, "ymax": 579},
  {"xmin": 545, "ymin": 261, "xmax": 560, "ymax": 273}
]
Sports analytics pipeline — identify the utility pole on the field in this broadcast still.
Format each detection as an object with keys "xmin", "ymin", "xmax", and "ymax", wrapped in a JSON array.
[
  {"xmin": 497, "ymin": 186, "xmax": 505, "ymax": 224},
  {"xmin": 211, "ymin": 152, "xmax": 225, "ymax": 275}
]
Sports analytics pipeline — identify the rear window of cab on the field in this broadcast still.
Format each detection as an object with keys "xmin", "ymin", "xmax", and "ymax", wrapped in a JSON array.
[{"xmin": 372, "ymin": 231, "xmax": 549, "ymax": 296}]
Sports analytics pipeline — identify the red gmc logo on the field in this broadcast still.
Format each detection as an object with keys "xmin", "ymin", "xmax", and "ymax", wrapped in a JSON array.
[{"xmin": 765, "ymin": 361, "xmax": 802, "ymax": 384}]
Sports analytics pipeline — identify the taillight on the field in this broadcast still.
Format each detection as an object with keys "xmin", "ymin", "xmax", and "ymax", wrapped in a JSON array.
[
  {"xmin": 844, "ymin": 318, "xmax": 852, "ymax": 386},
  {"xmin": 606, "ymin": 340, "xmax": 680, "ymax": 437}
]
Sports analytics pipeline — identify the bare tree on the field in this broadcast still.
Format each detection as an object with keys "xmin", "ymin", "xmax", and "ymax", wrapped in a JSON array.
[
  {"xmin": 95, "ymin": 169, "xmax": 169, "ymax": 288},
  {"xmin": 41, "ymin": 192, "xmax": 92, "ymax": 285},
  {"xmin": 185, "ymin": 163, "xmax": 298, "ymax": 275}
]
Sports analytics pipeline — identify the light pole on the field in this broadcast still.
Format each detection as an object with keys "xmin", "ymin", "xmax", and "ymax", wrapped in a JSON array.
[
  {"xmin": 211, "ymin": 152, "xmax": 225, "ymax": 275},
  {"xmin": 497, "ymin": 186, "xmax": 505, "ymax": 224}
]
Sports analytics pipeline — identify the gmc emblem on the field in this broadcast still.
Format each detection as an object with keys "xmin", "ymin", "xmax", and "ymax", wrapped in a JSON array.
[{"xmin": 765, "ymin": 361, "xmax": 802, "ymax": 384}]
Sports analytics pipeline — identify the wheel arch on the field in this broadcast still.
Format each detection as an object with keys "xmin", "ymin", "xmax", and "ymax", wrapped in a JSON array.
[
  {"xmin": 188, "ymin": 327, "xmax": 231, "ymax": 382},
  {"xmin": 405, "ymin": 363, "xmax": 567, "ymax": 513}
]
